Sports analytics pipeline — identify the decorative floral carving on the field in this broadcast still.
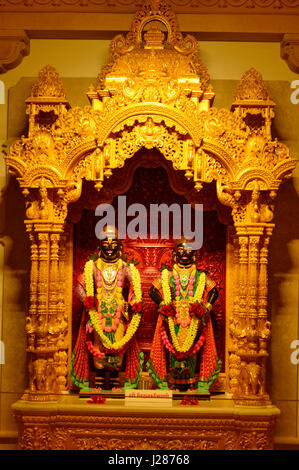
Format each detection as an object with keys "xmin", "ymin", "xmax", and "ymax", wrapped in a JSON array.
[
  {"xmin": 234, "ymin": 68, "xmax": 270, "ymax": 102},
  {"xmin": 14, "ymin": 412, "xmax": 277, "ymax": 450},
  {"xmin": 2, "ymin": 0, "xmax": 299, "ymax": 12},
  {"xmin": 30, "ymin": 65, "xmax": 67, "ymax": 99}
]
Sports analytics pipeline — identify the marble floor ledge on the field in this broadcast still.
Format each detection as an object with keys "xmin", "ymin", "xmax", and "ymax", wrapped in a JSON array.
[{"xmin": 11, "ymin": 392, "xmax": 281, "ymax": 418}]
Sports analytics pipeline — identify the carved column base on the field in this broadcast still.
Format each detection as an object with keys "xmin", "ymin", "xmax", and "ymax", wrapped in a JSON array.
[
  {"xmin": 21, "ymin": 390, "xmax": 60, "ymax": 402},
  {"xmin": 232, "ymin": 353, "xmax": 271, "ymax": 406},
  {"xmin": 233, "ymin": 394, "xmax": 271, "ymax": 407}
]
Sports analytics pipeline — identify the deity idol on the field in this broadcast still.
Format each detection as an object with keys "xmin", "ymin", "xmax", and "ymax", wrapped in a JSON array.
[
  {"xmin": 147, "ymin": 239, "xmax": 221, "ymax": 392},
  {"xmin": 70, "ymin": 226, "xmax": 144, "ymax": 391}
]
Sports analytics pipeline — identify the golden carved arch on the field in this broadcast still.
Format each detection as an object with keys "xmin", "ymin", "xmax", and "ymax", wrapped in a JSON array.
[{"xmin": 3, "ymin": 1, "xmax": 297, "ymax": 440}]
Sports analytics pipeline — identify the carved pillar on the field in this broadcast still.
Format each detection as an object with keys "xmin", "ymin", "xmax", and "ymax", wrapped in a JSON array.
[
  {"xmin": 247, "ymin": 228, "xmax": 263, "ymax": 353},
  {"xmin": 231, "ymin": 221, "xmax": 273, "ymax": 406},
  {"xmin": 49, "ymin": 233, "xmax": 60, "ymax": 330},
  {"xmin": 227, "ymin": 228, "xmax": 242, "ymax": 396},
  {"xmin": 37, "ymin": 231, "xmax": 49, "ymax": 320},
  {"xmin": 54, "ymin": 228, "xmax": 69, "ymax": 392},
  {"xmin": 257, "ymin": 226, "xmax": 273, "ymax": 394},
  {"xmin": 26, "ymin": 230, "xmax": 38, "ymax": 353},
  {"xmin": 22, "ymin": 220, "xmax": 68, "ymax": 401},
  {"xmin": 258, "ymin": 226, "xmax": 273, "ymax": 355},
  {"xmin": 237, "ymin": 228, "xmax": 249, "ymax": 356}
]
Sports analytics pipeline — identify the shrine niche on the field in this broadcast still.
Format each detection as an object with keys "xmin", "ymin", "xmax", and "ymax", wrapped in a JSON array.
[
  {"xmin": 5, "ymin": 0, "xmax": 297, "ymax": 451},
  {"xmin": 70, "ymin": 157, "xmax": 227, "ymax": 392}
]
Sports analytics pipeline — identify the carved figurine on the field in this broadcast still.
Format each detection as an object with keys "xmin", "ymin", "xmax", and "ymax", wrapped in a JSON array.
[
  {"xmin": 70, "ymin": 226, "xmax": 144, "ymax": 391},
  {"xmin": 147, "ymin": 238, "xmax": 221, "ymax": 392}
]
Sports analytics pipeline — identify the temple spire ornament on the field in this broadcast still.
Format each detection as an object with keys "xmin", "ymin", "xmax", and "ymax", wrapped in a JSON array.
[
  {"xmin": 231, "ymin": 68, "xmax": 275, "ymax": 138},
  {"xmin": 26, "ymin": 65, "xmax": 70, "ymax": 136}
]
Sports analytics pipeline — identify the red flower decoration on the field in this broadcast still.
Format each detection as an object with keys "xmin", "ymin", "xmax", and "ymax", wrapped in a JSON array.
[
  {"xmin": 87, "ymin": 395, "xmax": 106, "ymax": 405},
  {"xmin": 160, "ymin": 304, "xmax": 176, "ymax": 317},
  {"xmin": 131, "ymin": 301, "xmax": 144, "ymax": 314},
  {"xmin": 189, "ymin": 302, "xmax": 205, "ymax": 319},
  {"xmin": 180, "ymin": 395, "xmax": 199, "ymax": 406},
  {"xmin": 83, "ymin": 296, "xmax": 99, "ymax": 310},
  {"xmin": 174, "ymin": 352, "xmax": 189, "ymax": 359}
]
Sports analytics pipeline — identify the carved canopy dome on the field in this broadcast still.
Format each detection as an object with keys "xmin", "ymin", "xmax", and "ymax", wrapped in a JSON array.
[
  {"xmin": 4, "ymin": 0, "xmax": 296, "ymax": 226},
  {"xmin": 30, "ymin": 65, "xmax": 67, "ymax": 99}
]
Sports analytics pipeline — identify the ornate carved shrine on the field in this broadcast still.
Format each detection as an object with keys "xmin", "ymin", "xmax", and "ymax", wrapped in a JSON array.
[{"xmin": 5, "ymin": 0, "xmax": 296, "ymax": 451}]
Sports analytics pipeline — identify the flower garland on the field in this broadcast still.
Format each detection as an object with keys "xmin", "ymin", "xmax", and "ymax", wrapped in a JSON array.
[
  {"xmin": 168, "ymin": 315, "xmax": 199, "ymax": 353},
  {"xmin": 83, "ymin": 260, "xmax": 143, "ymax": 353},
  {"xmin": 129, "ymin": 263, "xmax": 142, "ymax": 303},
  {"xmin": 88, "ymin": 308, "xmax": 141, "ymax": 351},
  {"xmin": 161, "ymin": 268, "xmax": 172, "ymax": 304},
  {"xmin": 160, "ymin": 324, "xmax": 206, "ymax": 358},
  {"xmin": 85, "ymin": 321, "xmax": 128, "ymax": 358},
  {"xmin": 84, "ymin": 260, "xmax": 95, "ymax": 297},
  {"xmin": 86, "ymin": 338, "xmax": 105, "ymax": 360},
  {"xmin": 193, "ymin": 271, "xmax": 206, "ymax": 304},
  {"xmin": 160, "ymin": 268, "xmax": 207, "ymax": 353}
]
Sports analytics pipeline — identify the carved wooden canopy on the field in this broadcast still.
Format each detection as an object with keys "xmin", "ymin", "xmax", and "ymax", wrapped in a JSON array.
[
  {"xmin": 3, "ymin": 0, "xmax": 297, "ymax": 406},
  {"xmin": 5, "ymin": 1, "xmax": 296, "ymax": 227}
]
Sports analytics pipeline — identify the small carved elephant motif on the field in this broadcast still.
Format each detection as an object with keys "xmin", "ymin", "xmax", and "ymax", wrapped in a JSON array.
[
  {"xmin": 28, "ymin": 358, "xmax": 48, "ymax": 391},
  {"xmin": 239, "ymin": 362, "xmax": 264, "ymax": 396}
]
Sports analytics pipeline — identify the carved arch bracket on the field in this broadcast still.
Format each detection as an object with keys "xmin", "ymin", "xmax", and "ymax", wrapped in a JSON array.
[
  {"xmin": 281, "ymin": 34, "xmax": 299, "ymax": 74},
  {"xmin": 0, "ymin": 30, "xmax": 30, "ymax": 74}
]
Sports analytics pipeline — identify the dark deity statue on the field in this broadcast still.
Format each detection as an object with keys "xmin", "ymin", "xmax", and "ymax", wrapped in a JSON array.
[
  {"xmin": 71, "ymin": 226, "xmax": 144, "ymax": 391},
  {"xmin": 147, "ymin": 238, "xmax": 221, "ymax": 392}
]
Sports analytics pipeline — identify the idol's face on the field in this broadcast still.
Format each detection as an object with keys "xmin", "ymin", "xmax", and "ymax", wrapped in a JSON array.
[
  {"xmin": 176, "ymin": 243, "xmax": 195, "ymax": 267},
  {"xmin": 100, "ymin": 238, "xmax": 120, "ymax": 262}
]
